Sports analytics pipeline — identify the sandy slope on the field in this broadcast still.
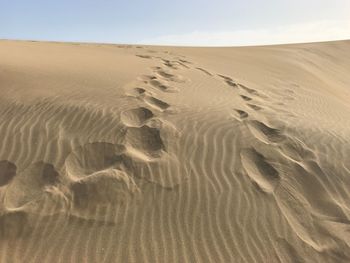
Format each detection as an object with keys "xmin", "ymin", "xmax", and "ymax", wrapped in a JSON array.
[{"xmin": 0, "ymin": 39, "xmax": 350, "ymax": 262}]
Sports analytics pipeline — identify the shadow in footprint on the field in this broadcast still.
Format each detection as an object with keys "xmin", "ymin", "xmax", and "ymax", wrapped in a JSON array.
[
  {"xmin": 240, "ymin": 95, "xmax": 252, "ymax": 101},
  {"xmin": 0, "ymin": 160, "xmax": 17, "ymax": 186}
]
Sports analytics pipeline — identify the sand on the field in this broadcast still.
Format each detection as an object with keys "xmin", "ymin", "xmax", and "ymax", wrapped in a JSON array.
[{"xmin": 0, "ymin": 39, "xmax": 350, "ymax": 262}]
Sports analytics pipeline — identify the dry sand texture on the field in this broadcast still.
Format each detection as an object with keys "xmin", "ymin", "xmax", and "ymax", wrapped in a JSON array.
[{"xmin": 0, "ymin": 40, "xmax": 350, "ymax": 262}]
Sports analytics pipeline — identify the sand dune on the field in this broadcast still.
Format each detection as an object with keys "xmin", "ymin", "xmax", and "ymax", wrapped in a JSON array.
[{"xmin": 0, "ymin": 39, "xmax": 350, "ymax": 262}]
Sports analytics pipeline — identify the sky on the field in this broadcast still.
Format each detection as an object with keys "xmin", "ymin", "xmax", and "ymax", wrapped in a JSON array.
[{"xmin": 1, "ymin": 0, "xmax": 350, "ymax": 46}]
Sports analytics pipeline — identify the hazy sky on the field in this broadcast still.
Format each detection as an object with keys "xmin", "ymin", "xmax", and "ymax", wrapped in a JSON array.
[{"xmin": 1, "ymin": 0, "xmax": 350, "ymax": 46}]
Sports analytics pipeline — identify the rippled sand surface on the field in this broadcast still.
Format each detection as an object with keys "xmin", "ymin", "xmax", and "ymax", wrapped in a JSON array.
[{"xmin": 1, "ymin": 40, "xmax": 350, "ymax": 262}]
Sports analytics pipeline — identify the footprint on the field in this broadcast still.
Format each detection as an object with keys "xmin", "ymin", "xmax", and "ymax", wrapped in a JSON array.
[
  {"xmin": 65, "ymin": 142, "xmax": 140, "ymax": 220},
  {"xmin": 162, "ymin": 59, "xmax": 189, "ymax": 69},
  {"xmin": 176, "ymin": 60, "xmax": 191, "ymax": 68},
  {"xmin": 225, "ymin": 81, "xmax": 238, "ymax": 88},
  {"xmin": 163, "ymin": 60, "xmax": 176, "ymax": 69},
  {"xmin": 247, "ymin": 120, "xmax": 286, "ymax": 144},
  {"xmin": 247, "ymin": 104, "xmax": 263, "ymax": 111},
  {"xmin": 4, "ymin": 162, "xmax": 65, "ymax": 213},
  {"xmin": 125, "ymin": 125, "xmax": 165, "ymax": 160},
  {"xmin": 65, "ymin": 143, "xmax": 131, "ymax": 180},
  {"xmin": 240, "ymin": 95, "xmax": 252, "ymax": 101},
  {"xmin": 118, "ymin": 45, "xmax": 133, "ymax": 49},
  {"xmin": 284, "ymin": 89, "xmax": 294, "ymax": 95},
  {"xmin": 279, "ymin": 138, "xmax": 315, "ymax": 162},
  {"xmin": 121, "ymin": 107, "xmax": 154, "ymax": 127},
  {"xmin": 71, "ymin": 169, "xmax": 139, "ymax": 211},
  {"xmin": 138, "ymin": 75, "xmax": 157, "ymax": 83},
  {"xmin": 126, "ymin": 87, "xmax": 146, "ymax": 97},
  {"xmin": 240, "ymin": 148, "xmax": 280, "ymax": 193},
  {"xmin": 196, "ymin": 67, "xmax": 212, "ymax": 76},
  {"xmin": 232, "ymin": 109, "xmax": 249, "ymax": 120},
  {"xmin": 149, "ymin": 79, "xmax": 178, "ymax": 93},
  {"xmin": 143, "ymin": 96, "xmax": 170, "ymax": 111},
  {"xmin": 218, "ymin": 75, "xmax": 238, "ymax": 87},
  {"xmin": 218, "ymin": 74, "xmax": 233, "ymax": 81},
  {"xmin": 0, "ymin": 160, "xmax": 17, "ymax": 186},
  {"xmin": 156, "ymin": 70, "xmax": 175, "ymax": 79},
  {"xmin": 238, "ymin": 84, "xmax": 259, "ymax": 95},
  {"xmin": 238, "ymin": 84, "xmax": 268, "ymax": 98},
  {"xmin": 136, "ymin": 54, "xmax": 152, "ymax": 59},
  {"xmin": 178, "ymin": 59, "xmax": 191, "ymax": 64},
  {"xmin": 145, "ymin": 49, "xmax": 157, "ymax": 54},
  {"xmin": 156, "ymin": 69, "xmax": 184, "ymax": 83}
]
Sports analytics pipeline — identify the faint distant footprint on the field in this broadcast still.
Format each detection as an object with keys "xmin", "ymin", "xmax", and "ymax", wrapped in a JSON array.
[
  {"xmin": 238, "ymin": 84, "xmax": 259, "ymax": 95},
  {"xmin": 218, "ymin": 74, "xmax": 238, "ymax": 88},
  {"xmin": 136, "ymin": 54, "xmax": 152, "ymax": 59},
  {"xmin": 196, "ymin": 67, "xmax": 213, "ymax": 76},
  {"xmin": 240, "ymin": 95, "xmax": 252, "ymax": 101},
  {"xmin": 232, "ymin": 109, "xmax": 249, "ymax": 121},
  {"xmin": 125, "ymin": 87, "xmax": 146, "ymax": 97},
  {"xmin": 238, "ymin": 84, "xmax": 268, "ymax": 99},
  {"xmin": 178, "ymin": 58, "xmax": 192, "ymax": 64},
  {"xmin": 138, "ymin": 75, "xmax": 156, "ymax": 83},
  {"xmin": 218, "ymin": 74, "xmax": 232, "ymax": 81},
  {"xmin": 247, "ymin": 103, "xmax": 263, "ymax": 111},
  {"xmin": 162, "ymin": 59, "xmax": 189, "ymax": 69},
  {"xmin": 149, "ymin": 79, "xmax": 178, "ymax": 93},
  {"xmin": 143, "ymin": 95, "xmax": 170, "ymax": 112},
  {"xmin": 154, "ymin": 68, "xmax": 184, "ymax": 83}
]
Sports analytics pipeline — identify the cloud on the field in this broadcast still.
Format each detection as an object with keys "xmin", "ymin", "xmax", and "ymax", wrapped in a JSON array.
[{"xmin": 140, "ymin": 20, "xmax": 350, "ymax": 46}]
